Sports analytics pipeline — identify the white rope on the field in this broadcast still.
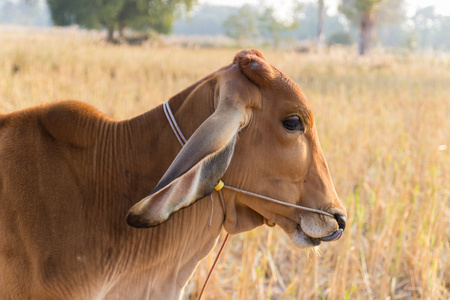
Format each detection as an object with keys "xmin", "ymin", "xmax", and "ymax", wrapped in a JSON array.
[
  {"xmin": 208, "ymin": 194, "xmax": 214, "ymax": 226},
  {"xmin": 164, "ymin": 101, "xmax": 217, "ymax": 226},
  {"xmin": 222, "ymin": 184, "xmax": 333, "ymax": 217},
  {"xmin": 162, "ymin": 101, "xmax": 334, "ymax": 219},
  {"xmin": 163, "ymin": 102, "xmax": 187, "ymax": 146}
]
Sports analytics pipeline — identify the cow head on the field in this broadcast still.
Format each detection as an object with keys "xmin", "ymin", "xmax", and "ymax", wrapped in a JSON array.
[{"xmin": 127, "ymin": 49, "xmax": 346, "ymax": 248}]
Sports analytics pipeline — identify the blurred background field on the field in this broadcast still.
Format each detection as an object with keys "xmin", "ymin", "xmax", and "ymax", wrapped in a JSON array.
[{"xmin": 1, "ymin": 28, "xmax": 448, "ymax": 299}]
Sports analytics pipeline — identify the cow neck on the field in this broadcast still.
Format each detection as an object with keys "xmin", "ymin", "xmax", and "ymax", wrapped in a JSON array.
[{"xmin": 161, "ymin": 101, "xmax": 226, "ymax": 300}]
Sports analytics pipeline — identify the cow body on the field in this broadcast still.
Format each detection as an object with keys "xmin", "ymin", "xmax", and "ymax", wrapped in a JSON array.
[
  {"xmin": 0, "ymin": 100, "xmax": 222, "ymax": 299},
  {"xmin": 0, "ymin": 50, "xmax": 346, "ymax": 299}
]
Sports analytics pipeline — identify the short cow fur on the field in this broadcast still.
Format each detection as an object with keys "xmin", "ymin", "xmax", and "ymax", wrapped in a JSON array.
[{"xmin": 0, "ymin": 50, "xmax": 346, "ymax": 299}]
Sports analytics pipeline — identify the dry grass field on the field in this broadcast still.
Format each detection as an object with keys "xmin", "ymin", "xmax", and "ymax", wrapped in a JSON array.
[{"xmin": 1, "ymin": 28, "xmax": 449, "ymax": 299}]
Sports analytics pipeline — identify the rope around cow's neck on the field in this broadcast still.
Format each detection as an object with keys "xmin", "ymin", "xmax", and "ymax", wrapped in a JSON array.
[
  {"xmin": 163, "ymin": 101, "xmax": 228, "ymax": 300},
  {"xmin": 162, "ymin": 101, "xmax": 336, "ymax": 299}
]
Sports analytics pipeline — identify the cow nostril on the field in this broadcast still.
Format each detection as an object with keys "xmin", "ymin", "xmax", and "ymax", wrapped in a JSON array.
[{"xmin": 334, "ymin": 214, "xmax": 346, "ymax": 230}]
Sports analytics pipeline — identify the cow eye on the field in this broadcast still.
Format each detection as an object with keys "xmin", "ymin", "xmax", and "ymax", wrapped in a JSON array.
[{"xmin": 283, "ymin": 116, "xmax": 304, "ymax": 133}]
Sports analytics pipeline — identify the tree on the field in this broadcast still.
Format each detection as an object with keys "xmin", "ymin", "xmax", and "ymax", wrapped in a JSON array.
[
  {"xmin": 317, "ymin": 0, "xmax": 325, "ymax": 50},
  {"xmin": 411, "ymin": 6, "xmax": 441, "ymax": 49},
  {"xmin": 173, "ymin": 5, "xmax": 238, "ymax": 35},
  {"xmin": 46, "ymin": 0, "xmax": 196, "ymax": 42},
  {"xmin": 258, "ymin": 6, "xmax": 298, "ymax": 48},
  {"xmin": 327, "ymin": 31, "xmax": 353, "ymax": 46},
  {"xmin": 339, "ymin": 0, "xmax": 404, "ymax": 55},
  {"xmin": 222, "ymin": 4, "xmax": 259, "ymax": 45},
  {"xmin": 223, "ymin": 4, "xmax": 298, "ymax": 48},
  {"xmin": 288, "ymin": 2, "xmax": 349, "ymax": 44}
]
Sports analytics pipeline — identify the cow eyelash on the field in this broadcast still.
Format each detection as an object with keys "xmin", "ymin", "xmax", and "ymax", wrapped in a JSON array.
[{"xmin": 282, "ymin": 115, "xmax": 305, "ymax": 133}]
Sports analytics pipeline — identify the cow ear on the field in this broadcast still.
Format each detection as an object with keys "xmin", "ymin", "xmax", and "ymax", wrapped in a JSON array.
[
  {"xmin": 234, "ymin": 49, "xmax": 276, "ymax": 87},
  {"xmin": 126, "ymin": 75, "xmax": 253, "ymax": 228}
]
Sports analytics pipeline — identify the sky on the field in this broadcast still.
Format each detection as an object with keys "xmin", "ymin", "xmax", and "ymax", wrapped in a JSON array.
[{"xmin": 198, "ymin": 0, "xmax": 450, "ymax": 17}]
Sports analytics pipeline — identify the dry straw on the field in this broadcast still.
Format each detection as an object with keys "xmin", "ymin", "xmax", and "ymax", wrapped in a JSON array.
[{"xmin": 1, "ymin": 28, "xmax": 448, "ymax": 299}]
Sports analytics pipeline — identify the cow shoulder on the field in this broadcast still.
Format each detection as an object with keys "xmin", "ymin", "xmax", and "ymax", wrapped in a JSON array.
[{"xmin": 40, "ymin": 100, "xmax": 110, "ymax": 148}]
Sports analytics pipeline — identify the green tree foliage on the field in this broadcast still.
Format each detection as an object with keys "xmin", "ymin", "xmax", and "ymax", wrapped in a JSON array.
[
  {"xmin": 46, "ymin": 0, "xmax": 196, "ymax": 41},
  {"xmin": 327, "ymin": 31, "xmax": 353, "ymax": 46},
  {"xmin": 223, "ymin": 4, "xmax": 298, "ymax": 48},
  {"xmin": 258, "ymin": 7, "xmax": 299, "ymax": 47},
  {"xmin": 174, "ymin": 5, "xmax": 237, "ymax": 35},
  {"xmin": 290, "ymin": 2, "xmax": 349, "ymax": 42},
  {"xmin": 222, "ymin": 5, "xmax": 259, "ymax": 43},
  {"xmin": 339, "ymin": 0, "xmax": 404, "ymax": 55}
]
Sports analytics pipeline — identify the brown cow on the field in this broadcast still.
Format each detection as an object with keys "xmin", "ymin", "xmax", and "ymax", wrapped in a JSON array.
[{"xmin": 0, "ymin": 49, "xmax": 346, "ymax": 299}]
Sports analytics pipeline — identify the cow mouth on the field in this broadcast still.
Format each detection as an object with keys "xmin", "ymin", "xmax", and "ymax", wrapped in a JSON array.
[
  {"xmin": 319, "ymin": 228, "xmax": 343, "ymax": 242},
  {"xmin": 294, "ymin": 218, "xmax": 344, "ymax": 247},
  {"xmin": 295, "ymin": 225, "xmax": 343, "ymax": 247},
  {"xmin": 300, "ymin": 212, "xmax": 346, "ymax": 245},
  {"xmin": 268, "ymin": 214, "xmax": 346, "ymax": 248},
  {"xmin": 297, "ymin": 224, "xmax": 344, "ymax": 246}
]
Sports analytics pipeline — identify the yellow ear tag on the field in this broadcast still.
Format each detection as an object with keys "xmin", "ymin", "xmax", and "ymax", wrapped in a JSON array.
[{"xmin": 214, "ymin": 180, "xmax": 224, "ymax": 191}]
